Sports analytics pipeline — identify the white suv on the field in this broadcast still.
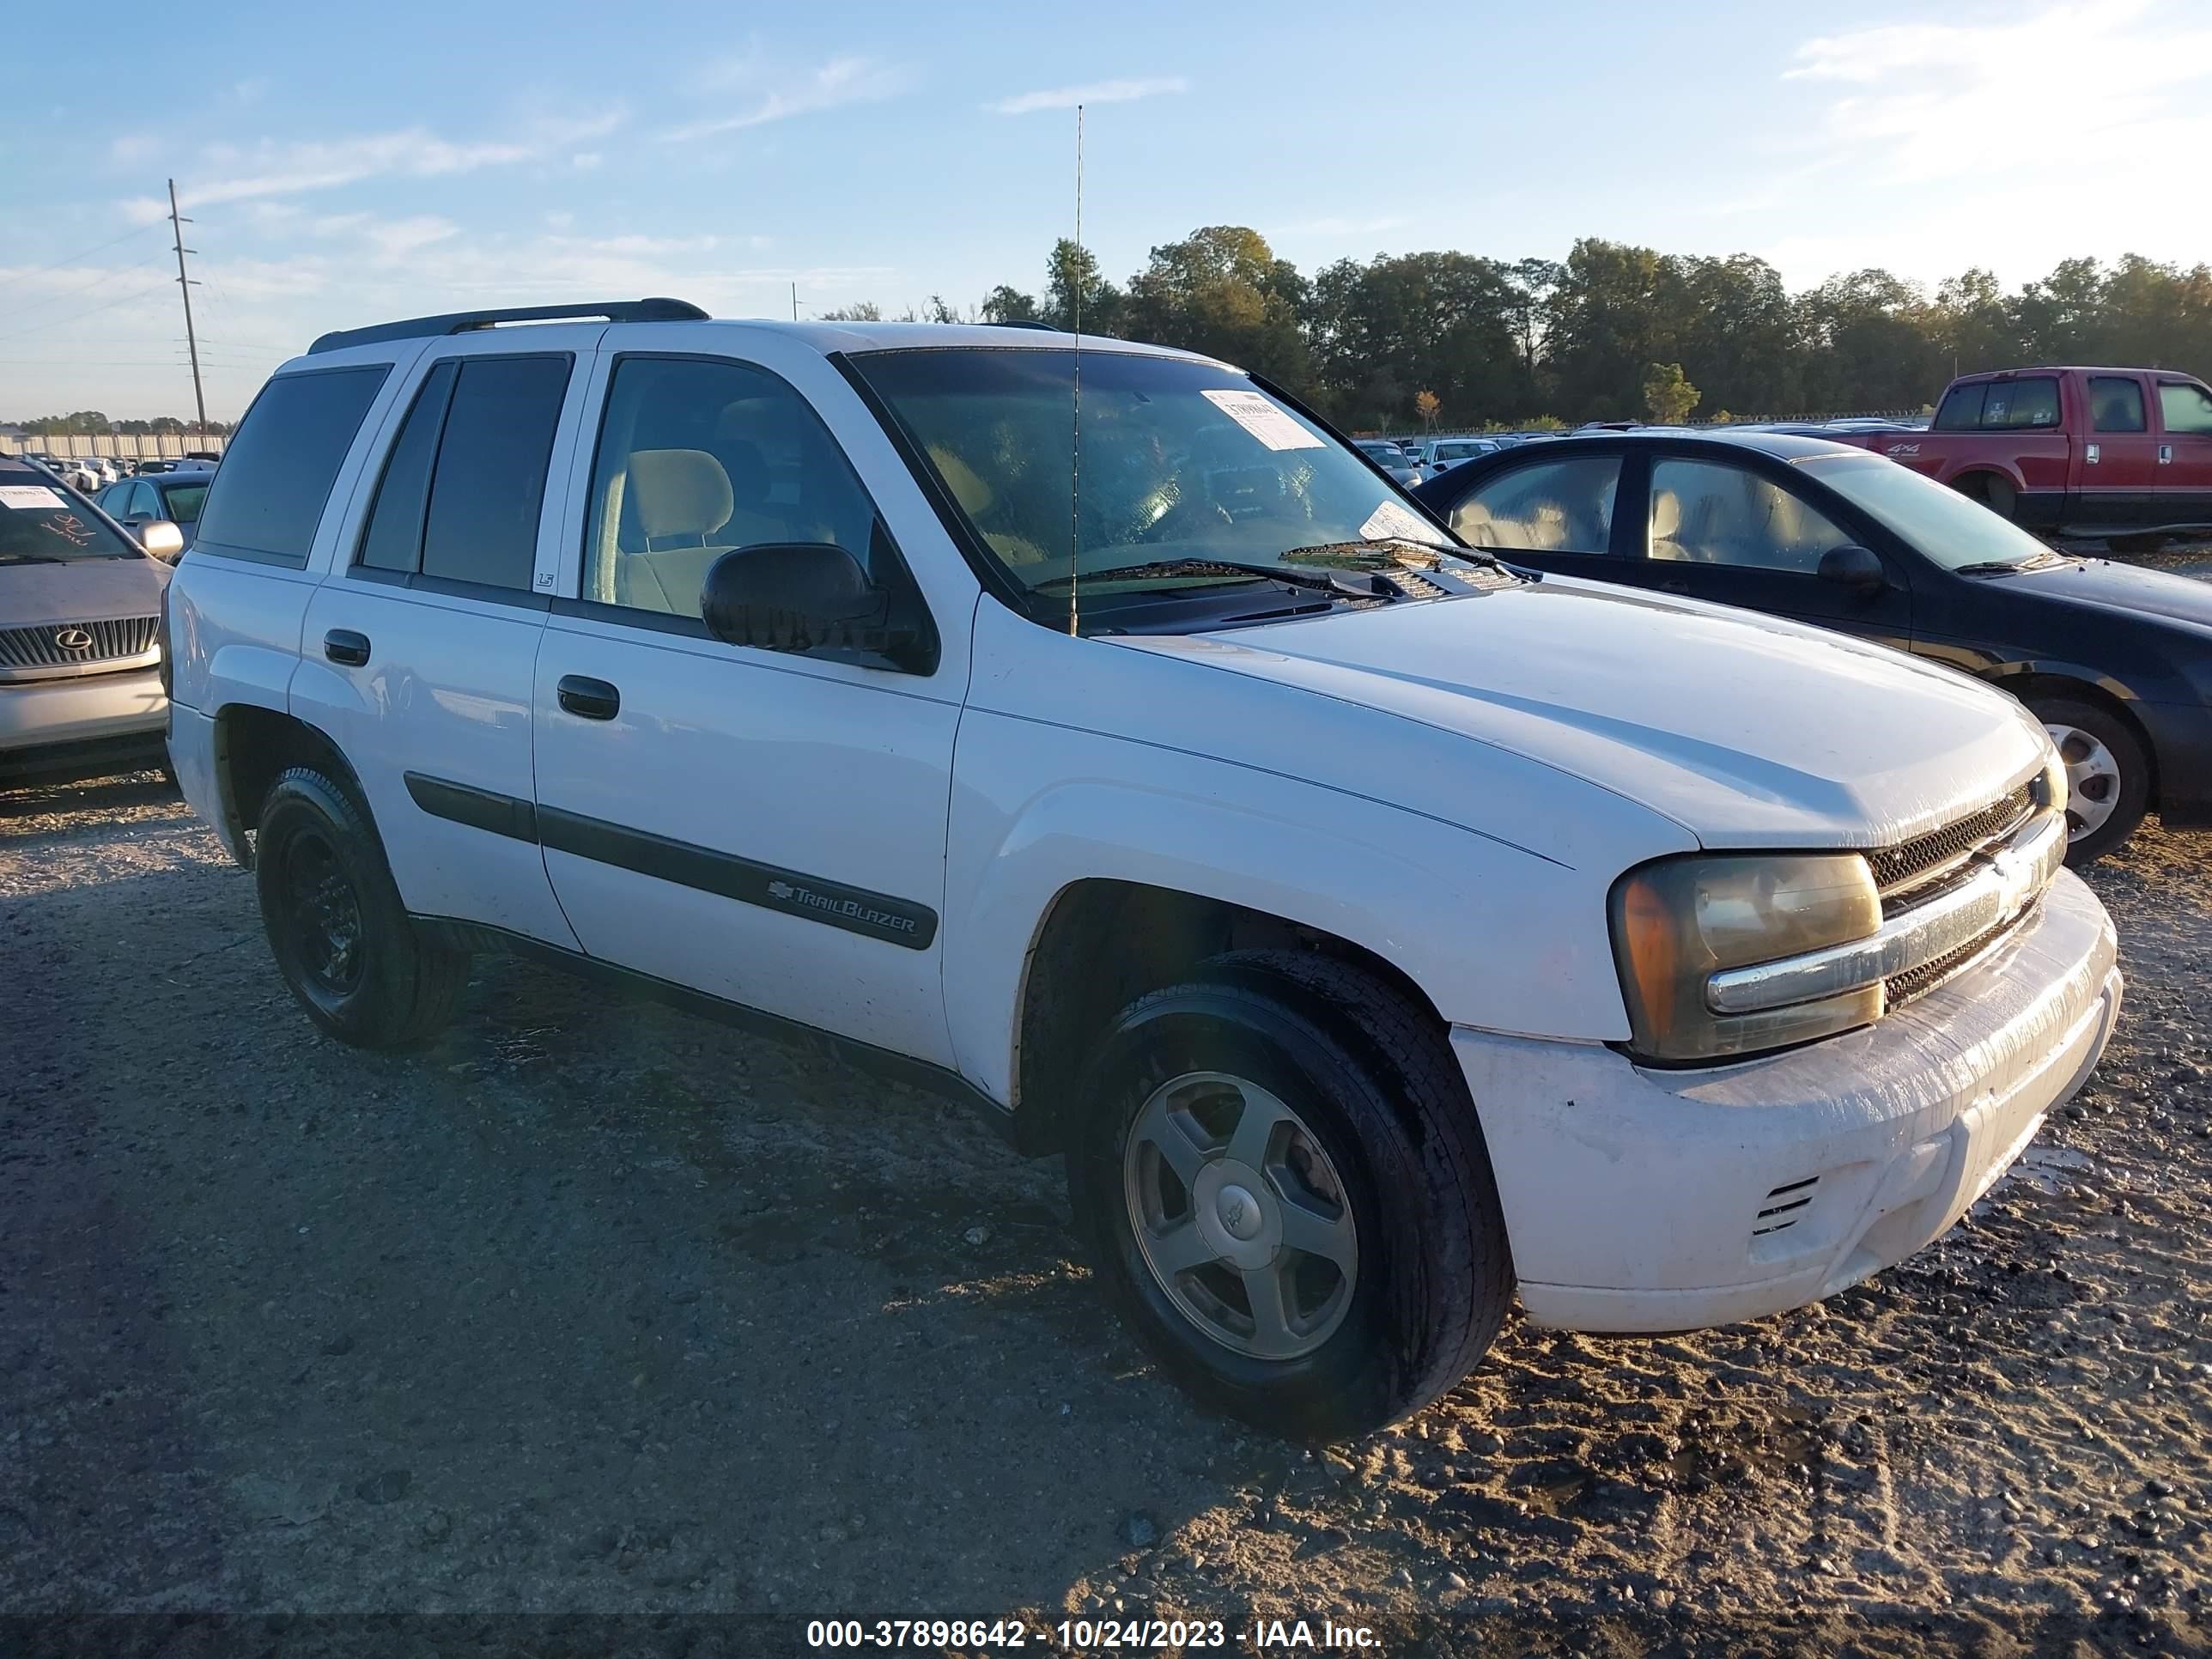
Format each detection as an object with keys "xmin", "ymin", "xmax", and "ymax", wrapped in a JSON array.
[{"xmin": 164, "ymin": 300, "xmax": 2121, "ymax": 1439}]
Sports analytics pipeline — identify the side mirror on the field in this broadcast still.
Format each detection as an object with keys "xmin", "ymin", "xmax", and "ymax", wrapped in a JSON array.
[
  {"xmin": 701, "ymin": 542, "xmax": 932, "ymax": 670},
  {"xmin": 1818, "ymin": 544, "xmax": 1886, "ymax": 591},
  {"xmin": 137, "ymin": 520, "xmax": 185, "ymax": 562}
]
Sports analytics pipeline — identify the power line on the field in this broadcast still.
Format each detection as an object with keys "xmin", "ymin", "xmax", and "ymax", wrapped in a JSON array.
[
  {"xmin": 0, "ymin": 278, "xmax": 178, "ymax": 343},
  {"xmin": 0, "ymin": 220, "xmax": 165, "ymax": 295},
  {"xmin": 0, "ymin": 250, "xmax": 170, "ymax": 331}
]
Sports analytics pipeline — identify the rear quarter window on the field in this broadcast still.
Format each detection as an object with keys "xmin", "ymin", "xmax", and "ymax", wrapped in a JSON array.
[{"xmin": 193, "ymin": 364, "xmax": 391, "ymax": 566}]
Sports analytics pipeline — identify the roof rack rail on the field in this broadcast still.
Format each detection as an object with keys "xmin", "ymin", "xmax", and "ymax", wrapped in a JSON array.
[
  {"xmin": 308, "ymin": 297, "xmax": 708, "ymax": 356},
  {"xmin": 991, "ymin": 318, "xmax": 1063, "ymax": 331}
]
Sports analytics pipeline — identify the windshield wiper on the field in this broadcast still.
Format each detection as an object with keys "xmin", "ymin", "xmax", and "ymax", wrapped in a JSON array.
[
  {"xmin": 1277, "ymin": 536, "xmax": 1495, "ymax": 570},
  {"xmin": 1030, "ymin": 557, "xmax": 1385, "ymax": 599},
  {"xmin": 1954, "ymin": 552, "xmax": 2066, "ymax": 576},
  {"xmin": 0, "ymin": 554, "xmax": 69, "ymax": 566}
]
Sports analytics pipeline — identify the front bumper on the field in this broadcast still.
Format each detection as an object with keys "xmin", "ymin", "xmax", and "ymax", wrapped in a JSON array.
[
  {"xmin": 1455, "ymin": 868, "xmax": 2120, "ymax": 1333},
  {"xmin": 0, "ymin": 665, "xmax": 167, "ymax": 784}
]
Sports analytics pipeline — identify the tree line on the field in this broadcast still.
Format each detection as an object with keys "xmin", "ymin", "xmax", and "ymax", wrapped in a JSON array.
[
  {"xmin": 831, "ymin": 232, "xmax": 2212, "ymax": 431},
  {"xmin": 12, "ymin": 412, "xmax": 232, "ymax": 436}
]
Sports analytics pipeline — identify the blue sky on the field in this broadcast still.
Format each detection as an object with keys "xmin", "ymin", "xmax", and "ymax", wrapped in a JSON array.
[{"xmin": 3, "ymin": 0, "xmax": 2208, "ymax": 419}]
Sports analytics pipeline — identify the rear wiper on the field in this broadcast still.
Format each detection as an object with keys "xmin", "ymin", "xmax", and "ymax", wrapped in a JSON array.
[{"xmin": 1030, "ymin": 558, "xmax": 1385, "ymax": 599}]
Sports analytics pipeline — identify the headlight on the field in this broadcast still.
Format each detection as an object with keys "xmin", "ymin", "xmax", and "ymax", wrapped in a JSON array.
[
  {"xmin": 1610, "ymin": 854, "xmax": 1882, "ymax": 1063},
  {"xmin": 2040, "ymin": 746, "xmax": 2068, "ymax": 825}
]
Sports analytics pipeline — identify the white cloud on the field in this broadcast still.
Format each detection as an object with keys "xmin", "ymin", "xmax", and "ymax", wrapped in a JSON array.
[
  {"xmin": 986, "ymin": 76, "xmax": 1188, "ymax": 116},
  {"xmin": 117, "ymin": 110, "xmax": 626, "ymax": 215},
  {"xmin": 571, "ymin": 151, "xmax": 603, "ymax": 171},
  {"xmin": 658, "ymin": 57, "xmax": 912, "ymax": 143},
  {"xmin": 1784, "ymin": 2, "xmax": 2212, "ymax": 185},
  {"xmin": 1763, "ymin": 0, "xmax": 2212, "ymax": 284}
]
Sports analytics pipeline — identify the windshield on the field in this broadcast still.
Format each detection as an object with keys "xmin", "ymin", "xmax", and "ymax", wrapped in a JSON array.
[
  {"xmin": 852, "ymin": 349, "xmax": 1449, "ymax": 594},
  {"xmin": 1797, "ymin": 453, "xmax": 2059, "ymax": 570},
  {"xmin": 159, "ymin": 482, "xmax": 209, "ymax": 525},
  {"xmin": 0, "ymin": 477, "xmax": 140, "ymax": 562}
]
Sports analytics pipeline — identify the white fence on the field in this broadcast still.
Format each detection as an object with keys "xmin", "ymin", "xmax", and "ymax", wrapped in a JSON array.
[{"xmin": 0, "ymin": 433, "xmax": 228, "ymax": 461}]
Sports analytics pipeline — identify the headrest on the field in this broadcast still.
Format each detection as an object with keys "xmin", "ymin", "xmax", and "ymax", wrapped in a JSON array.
[
  {"xmin": 629, "ymin": 449, "xmax": 734, "ymax": 542},
  {"xmin": 1650, "ymin": 489, "xmax": 1682, "ymax": 538}
]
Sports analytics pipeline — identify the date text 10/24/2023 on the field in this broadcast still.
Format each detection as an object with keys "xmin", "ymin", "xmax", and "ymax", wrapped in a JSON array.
[{"xmin": 804, "ymin": 1618, "xmax": 1383, "ymax": 1649}]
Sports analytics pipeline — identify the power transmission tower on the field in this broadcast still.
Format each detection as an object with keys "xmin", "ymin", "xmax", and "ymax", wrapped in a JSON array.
[{"xmin": 167, "ymin": 179, "xmax": 207, "ymax": 434}]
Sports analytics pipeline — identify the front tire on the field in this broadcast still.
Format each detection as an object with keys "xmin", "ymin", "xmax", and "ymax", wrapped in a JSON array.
[
  {"xmin": 1067, "ymin": 950, "xmax": 1512, "ymax": 1442},
  {"xmin": 2032, "ymin": 698, "xmax": 2150, "ymax": 864},
  {"xmin": 254, "ymin": 767, "xmax": 470, "ymax": 1048}
]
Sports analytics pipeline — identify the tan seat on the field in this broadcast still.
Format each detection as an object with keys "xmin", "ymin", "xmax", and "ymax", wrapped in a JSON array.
[
  {"xmin": 1650, "ymin": 489, "xmax": 1689, "ymax": 560},
  {"xmin": 614, "ymin": 450, "xmax": 736, "ymax": 613}
]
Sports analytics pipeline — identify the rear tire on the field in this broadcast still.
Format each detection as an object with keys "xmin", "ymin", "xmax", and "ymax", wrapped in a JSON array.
[
  {"xmin": 254, "ymin": 767, "xmax": 471, "ymax": 1048},
  {"xmin": 1066, "ymin": 949, "xmax": 1512, "ymax": 1441},
  {"xmin": 2030, "ymin": 697, "xmax": 2150, "ymax": 865},
  {"xmin": 1954, "ymin": 472, "xmax": 2018, "ymax": 522}
]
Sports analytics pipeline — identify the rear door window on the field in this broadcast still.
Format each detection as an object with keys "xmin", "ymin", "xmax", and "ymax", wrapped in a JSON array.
[
  {"xmin": 417, "ymin": 356, "xmax": 572, "ymax": 592},
  {"xmin": 193, "ymin": 365, "xmax": 391, "ymax": 565},
  {"xmin": 1449, "ymin": 455, "xmax": 1620, "ymax": 553},
  {"xmin": 2088, "ymin": 376, "xmax": 2147, "ymax": 432}
]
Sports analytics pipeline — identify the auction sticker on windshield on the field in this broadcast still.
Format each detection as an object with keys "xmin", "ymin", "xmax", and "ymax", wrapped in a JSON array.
[
  {"xmin": 1200, "ymin": 388, "xmax": 1325, "ymax": 451},
  {"xmin": 0, "ymin": 485, "xmax": 67, "ymax": 511},
  {"xmin": 1358, "ymin": 499, "xmax": 1448, "ymax": 546}
]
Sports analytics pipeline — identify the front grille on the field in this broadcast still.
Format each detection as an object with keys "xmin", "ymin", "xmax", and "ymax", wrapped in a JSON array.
[
  {"xmin": 0, "ymin": 615, "xmax": 159, "ymax": 670},
  {"xmin": 1884, "ymin": 908, "xmax": 2032, "ymax": 1008},
  {"xmin": 1861, "ymin": 783, "xmax": 2051, "ymax": 1010},
  {"xmin": 1870, "ymin": 784, "xmax": 2034, "ymax": 902}
]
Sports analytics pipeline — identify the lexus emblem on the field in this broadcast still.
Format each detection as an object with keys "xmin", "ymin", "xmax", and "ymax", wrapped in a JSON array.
[{"xmin": 53, "ymin": 627, "xmax": 94, "ymax": 652}]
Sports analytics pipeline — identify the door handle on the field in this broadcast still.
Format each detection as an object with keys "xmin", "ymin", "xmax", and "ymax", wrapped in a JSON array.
[
  {"xmin": 556, "ymin": 674, "xmax": 621, "ymax": 720},
  {"xmin": 323, "ymin": 629, "xmax": 370, "ymax": 666}
]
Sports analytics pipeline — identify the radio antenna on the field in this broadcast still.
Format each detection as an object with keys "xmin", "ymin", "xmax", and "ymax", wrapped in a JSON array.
[{"xmin": 1067, "ymin": 102, "xmax": 1084, "ymax": 637}]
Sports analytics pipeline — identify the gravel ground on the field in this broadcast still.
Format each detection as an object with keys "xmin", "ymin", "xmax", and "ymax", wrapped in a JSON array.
[{"xmin": 3, "ymin": 770, "xmax": 2210, "ymax": 1657}]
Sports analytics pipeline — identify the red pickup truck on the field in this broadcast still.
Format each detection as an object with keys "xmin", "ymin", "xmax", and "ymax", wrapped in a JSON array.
[{"xmin": 1831, "ymin": 366, "xmax": 2212, "ymax": 541}]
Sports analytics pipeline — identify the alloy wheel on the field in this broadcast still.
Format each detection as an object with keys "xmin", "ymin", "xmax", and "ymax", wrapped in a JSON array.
[
  {"xmin": 1122, "ymin": 1071, "xmax": 1358, "ymax": 1360},
  {"xmin": 2043, "ymin": 722, "xmax": 2122, "ymax": 842}
]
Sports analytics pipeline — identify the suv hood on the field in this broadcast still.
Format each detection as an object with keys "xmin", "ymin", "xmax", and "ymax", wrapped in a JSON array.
[
  {"xmin": 1119, "ymin": 576, "xmax": 2048, "ymax": 848},
  {"xmin": 0, "ymin": 556, "xmax": 167, "ymax": 629}
]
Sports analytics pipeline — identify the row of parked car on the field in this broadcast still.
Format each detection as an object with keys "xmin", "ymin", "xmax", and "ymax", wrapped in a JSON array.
[
  {"xmin": 15, "ymin": 451, "xmax": 219, "ymax": 489},
  {"xmin": 6, "ymin": 305, "xmax": 2203, "ymax": 1442}
]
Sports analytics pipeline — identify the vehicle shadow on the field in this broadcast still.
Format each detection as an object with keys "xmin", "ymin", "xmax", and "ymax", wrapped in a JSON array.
[{"xmin": 0, "ymin": 769, "xmax": 177, "ymax": 829}]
